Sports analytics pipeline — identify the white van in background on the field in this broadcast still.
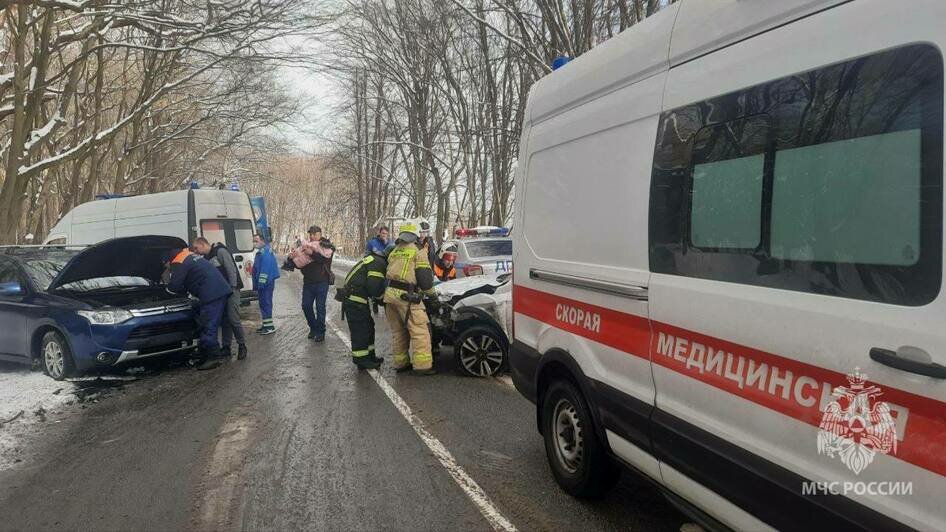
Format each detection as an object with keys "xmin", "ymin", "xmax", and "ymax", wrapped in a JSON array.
[
  {"xmin": 511, "ymin": 0, "xmax": 945, "ymax": 530},
  {"xmin": 45, "ymin": 189, "xmax": 258, "ymax": 299}
]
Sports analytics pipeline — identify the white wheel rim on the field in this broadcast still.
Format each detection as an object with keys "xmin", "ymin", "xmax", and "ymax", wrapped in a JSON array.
[
  {"xmin": 458, "ymin": 334, "xmax": 503, "ymax": 376},
  {"xmin": 553, "ymin": 398, "xmax": 584, "ymax": 473},
  {"xmin": 44, "ymin": 341, "xmax": 64, "ymax": 378}
]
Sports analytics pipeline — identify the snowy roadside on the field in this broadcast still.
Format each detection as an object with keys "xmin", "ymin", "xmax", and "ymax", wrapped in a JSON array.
[
  {"xmin": 0, "ymin": 366, "xmax": 77, "ymax": 469},
  {"xmin": 0, "ymin": 367, "xmax": 76, "ymax": 427},
  {"xmin": 0, "ymin": 365, "xmax": 139, "ymax": 470},
  {"xmin": 333, "ymin": 256, "xmax": 359, "ymax": 269}
]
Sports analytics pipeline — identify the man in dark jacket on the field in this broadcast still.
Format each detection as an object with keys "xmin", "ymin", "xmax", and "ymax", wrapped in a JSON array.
[
  {"xmin": 164, "ymin": 247, "xmax": 232, "ymax": 370},
  {"xmin": 342, "ymin": 247, "xmax": 388, "ymax": 369},
  {"xmin": 192, "ymin": 237, "xmax": 247, "ymax": 360},
  {"xmin": 300, "ymin": 225, "xmax": 334, "ymax": 342}
]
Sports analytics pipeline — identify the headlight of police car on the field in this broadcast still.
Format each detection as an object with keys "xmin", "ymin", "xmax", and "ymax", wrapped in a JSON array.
[{"xmin": 77, "ymin": 309, "xmax": 134, "ymax": 325}]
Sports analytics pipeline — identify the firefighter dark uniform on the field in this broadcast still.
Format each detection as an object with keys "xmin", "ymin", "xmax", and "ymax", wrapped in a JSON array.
[
  {"xmin": 383, "ymin": 223, "xmax": 436, "ymax": 374},
  {"xmin": 342, "ymin": 251, "xmax": 388, "ymax": 370}
]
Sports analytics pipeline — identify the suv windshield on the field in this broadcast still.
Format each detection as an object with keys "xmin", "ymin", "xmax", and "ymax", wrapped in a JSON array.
[
  {"xmin": 22, "ymin": 253, "xmax": 150, "ymax": 292},
  {"xmin": 464, "ymin": 239, "xmax": 513, "ymax": 258}
]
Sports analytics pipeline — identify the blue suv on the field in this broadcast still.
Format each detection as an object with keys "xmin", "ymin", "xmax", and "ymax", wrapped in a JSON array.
[{"xmin": 0, "ymin": 236, "xmax": 199, "ymax": 380}]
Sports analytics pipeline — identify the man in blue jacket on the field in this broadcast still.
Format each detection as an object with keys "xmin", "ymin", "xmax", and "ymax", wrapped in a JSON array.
[
  {"xmin": 365, "ymin": 226, "xmax": 389, "ymax": 256},
  {"xmin": 164, "ymin": 247, "xmax": 232, "ymax": 370},
  {"xmin": 252, "ymin": 234, "xmax": 280, "ymax": 335}
]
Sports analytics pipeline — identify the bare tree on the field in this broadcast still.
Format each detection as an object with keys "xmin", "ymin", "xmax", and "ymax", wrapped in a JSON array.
[{"xmin": 0, "ymin": 0, "xmax": 331, "ymax": 243}]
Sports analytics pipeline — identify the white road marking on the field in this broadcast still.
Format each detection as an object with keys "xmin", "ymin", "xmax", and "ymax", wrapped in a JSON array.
[
  {"xmin": 197, "ymin": 415, "xmax": 258, "ymax": 530},
  {"xmin": 327, "ymin": 319, "xmax": 517, "ymax": 532}
]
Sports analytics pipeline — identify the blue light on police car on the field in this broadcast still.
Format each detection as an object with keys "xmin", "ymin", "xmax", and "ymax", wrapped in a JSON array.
[
  {"xmin": 552, "ymin": 56, "xmax": 571, "ymax": 70},
  {"xmin": 230, "ymin": 182, "xmax": 240, "ymax": 191},
  {"xmin": 190, "ymin": 181, "xmax": 200, "ymax": 189}
]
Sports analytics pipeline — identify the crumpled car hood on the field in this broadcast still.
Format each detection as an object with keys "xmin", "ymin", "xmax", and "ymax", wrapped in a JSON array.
[{"xmin": 435, "ymin": 273, "xmax": 509, "ymax": 301}]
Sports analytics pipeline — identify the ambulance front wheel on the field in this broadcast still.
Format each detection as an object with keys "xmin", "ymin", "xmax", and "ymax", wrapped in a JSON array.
[{"xmin": 541, "ymin": 379, "xmax": 619, "ymax": 499}]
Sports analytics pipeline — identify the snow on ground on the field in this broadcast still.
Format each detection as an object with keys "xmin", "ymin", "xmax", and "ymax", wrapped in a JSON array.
[
  {"xmin": 334, "ymin": 256, "xmax": 359, "ymax": 268},
  {"xmin": 0, "ymin": 365, "xmax": 77, "ymax": 470},
  {"xmin": 0, "ymin": 366, "xmax": 76, "ymax": 425},
  {"xmin": 0, "ymin": 366, "xmax": 139, "ymax": 470}
]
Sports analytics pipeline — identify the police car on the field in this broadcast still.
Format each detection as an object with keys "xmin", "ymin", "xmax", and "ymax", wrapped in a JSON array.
[
  {"xmin": 438, "ymin": 227, "xmax": 512, "ymax": 278},
  {"xmin": 510, "ymin": 1, "xmax": 946, "ymax": 530}
]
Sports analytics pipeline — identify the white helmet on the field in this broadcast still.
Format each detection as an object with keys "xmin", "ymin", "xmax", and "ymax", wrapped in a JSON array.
[{"xmin": 416, "ymin": 218, "xmax": 432, "ymax": 237}]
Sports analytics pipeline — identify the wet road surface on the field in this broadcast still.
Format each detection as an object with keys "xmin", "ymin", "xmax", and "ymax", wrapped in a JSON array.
[{"xmin": 0, "ymin": 269, "xmax": 685, "ymax": 531}]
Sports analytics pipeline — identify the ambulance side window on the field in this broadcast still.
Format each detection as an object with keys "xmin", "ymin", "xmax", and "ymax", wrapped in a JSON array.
[
  {"xmin": 650, "ymin": 43, "xmax": 943, "ymax": 306},
  {"xmin": 688, "ymin": 115, "xmax": 769, "ymax": 251}
]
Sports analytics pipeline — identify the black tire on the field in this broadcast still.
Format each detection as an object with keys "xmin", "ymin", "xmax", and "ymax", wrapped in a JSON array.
[
  {"xmin": 454, "ymin": 324, "xmax": 507, "ymax": 377},
  {"xmin": 541, "ymin": 379, "xmax": 620, "ymax": 498},
  {"xmin": 41, "ymin": 331, "xmax": 75, "ymax": 381}
]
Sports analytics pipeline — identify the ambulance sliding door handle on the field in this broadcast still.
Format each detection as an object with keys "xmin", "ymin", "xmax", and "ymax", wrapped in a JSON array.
[{"xmin": 869, "ymin": 347, "xmax": 946, "ymax": 379}]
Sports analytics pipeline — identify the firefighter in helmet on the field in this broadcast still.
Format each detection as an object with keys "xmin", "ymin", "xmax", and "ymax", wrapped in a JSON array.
[
  {"xmin": 341, "ymin": 246, "xmax": 389, "ymax": 370},
  {"xmin": 383, "ymin": 220, "xmax": 437, "ymax": 375}
]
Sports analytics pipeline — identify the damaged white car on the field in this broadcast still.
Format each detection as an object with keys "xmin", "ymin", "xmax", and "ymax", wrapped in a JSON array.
[{"xmin": 430, "ymin": 273, "xmax": 511, "ymax": 377}]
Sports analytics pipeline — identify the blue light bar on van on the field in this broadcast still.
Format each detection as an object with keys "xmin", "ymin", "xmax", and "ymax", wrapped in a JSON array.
[
  {"xmin": 190, "ymin": 181, "xmax": 200, "ymax": 189},
  {"xmin": 552, "ymin": 56, "xmax": 571, "ymax": 70},
  {"xmin": 230, "ymin": 182, "xmax": 240, "ymax": 191}
]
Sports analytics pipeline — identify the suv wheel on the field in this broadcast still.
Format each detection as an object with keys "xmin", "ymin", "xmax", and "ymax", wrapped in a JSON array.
[
  {"xmin": 454, "ymin": 325, "xmax": 506, "ymax": 377},
  {"xmin": 41, "ymin": 331, "xmax": 75, "ymax": 381},
  {"xmin": 541, "ymin": 379, "xmax": 619, "ymax": 498}
]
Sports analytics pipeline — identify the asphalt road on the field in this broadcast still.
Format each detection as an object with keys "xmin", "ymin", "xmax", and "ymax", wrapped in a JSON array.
[{"xmin": 0, "ymin": 268, "xmax": 685, "ymax": 531}]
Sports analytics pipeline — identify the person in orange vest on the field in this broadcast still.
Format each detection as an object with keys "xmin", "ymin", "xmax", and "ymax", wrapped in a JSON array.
[
  {"xmin": 434, "ymin": 251, "xmax": 458, "ymax": 282},
  {"xmin": 162, "ymin": 246, "xmax": 232, "ymax": 370}
]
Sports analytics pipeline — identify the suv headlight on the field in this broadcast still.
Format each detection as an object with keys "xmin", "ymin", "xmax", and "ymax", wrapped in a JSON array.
[{"xmin": 78, "ymin": 309, "xmax": 134, "ymax": 325}]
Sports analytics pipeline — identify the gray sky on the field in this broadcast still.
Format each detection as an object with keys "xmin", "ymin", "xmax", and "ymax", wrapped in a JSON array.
[{"xmin": 275, "ymin": 64, "xmax": 340, "ymax": 153}]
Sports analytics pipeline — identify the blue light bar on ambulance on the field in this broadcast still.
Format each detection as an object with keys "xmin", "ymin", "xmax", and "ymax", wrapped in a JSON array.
[{"xmin": 552, "ymin": 56, "xmax": 571, "ymax": 70}]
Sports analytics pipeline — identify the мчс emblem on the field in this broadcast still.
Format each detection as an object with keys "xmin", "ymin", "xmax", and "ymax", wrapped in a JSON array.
[{"xmin": 817, "ymin": 368, "xmax": 898, "ymax": 475}]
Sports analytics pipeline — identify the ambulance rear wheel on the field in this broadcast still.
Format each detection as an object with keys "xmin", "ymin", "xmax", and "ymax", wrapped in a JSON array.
[{"xmin": 541, "ymin": 379, "xmax": 619, "ymax": 499}]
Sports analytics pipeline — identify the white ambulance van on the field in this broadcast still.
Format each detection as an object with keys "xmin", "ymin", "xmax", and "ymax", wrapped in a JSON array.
[
  {"xmin": 510, "ymin": 1, "xmax": 946, "ymax": 529},
  {"xmin": 45, "ymin": 189, "xmax": 258, "ymax": 299}
]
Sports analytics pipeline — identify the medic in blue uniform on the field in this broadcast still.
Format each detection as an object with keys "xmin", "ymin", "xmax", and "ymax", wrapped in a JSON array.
[{"xmin": 252, "ymin": 234, "xmax": 280, "ymax": 335}]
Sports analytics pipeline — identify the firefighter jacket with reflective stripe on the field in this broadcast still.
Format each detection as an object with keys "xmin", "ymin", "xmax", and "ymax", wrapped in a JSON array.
[
  {"xmin": 385, "ymin": 243, "xmax": 434, "ymax": 295},
  {"xmin": 343, "ymin": 255, "xmax": 388, "ymax": 305}
]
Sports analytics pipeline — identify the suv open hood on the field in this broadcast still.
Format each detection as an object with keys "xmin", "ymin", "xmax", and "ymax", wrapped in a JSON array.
[{"xmin": 48, "ymin": 235, "xmax": 188, "ymax": 291}]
